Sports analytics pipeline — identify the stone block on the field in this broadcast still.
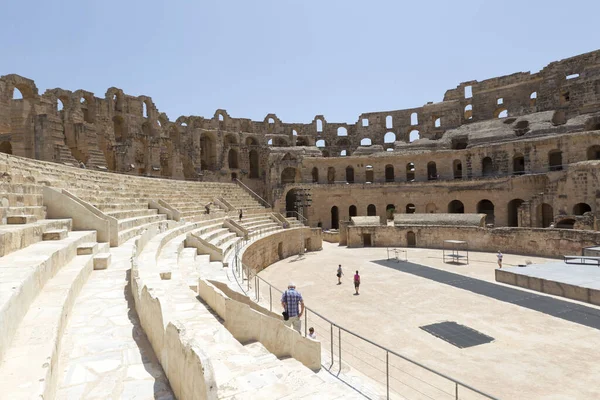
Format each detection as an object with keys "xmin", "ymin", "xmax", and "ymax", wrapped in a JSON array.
[
  {"xmin": 93, "ymin": 253, "xmax": 111, "ymax": 270},
  {"xmin": 42, "ymin": 229, "xmax": 68, "ymax": 241},
  {"xmin": 495, "ymin": 269, "xmax": 517, "ymax": 285},
  {"xmin": 7, "ymin": 215, "xmax": 36, "ymax": 224},
  {"xmin": 589, "ymin": 289, "xmax": 600, "ymax": 306},
  {"xmin": 77, "ymin": 242, "xmax": 98, "ymax": 255},
  {"xmin": 160, "ymin": 271, "xmax": 172, "ymax": 280},
  {"xmin": 516, "ymin": 274, "xmax": 530, "ymax": 289}
]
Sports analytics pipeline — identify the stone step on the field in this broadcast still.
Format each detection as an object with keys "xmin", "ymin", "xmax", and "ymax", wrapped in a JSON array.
[
  {"xmin": 0, "ymin": 218, "xmax": 73, "ymax": 257},
  {"xmin": 0, "ymin": 230, "xmax": 96, "ymax": 364},
  {"xmin": 0, "ymin": 249, "xmax": 95, "ymax": 399},
  {"xmin": 105, "ymin": 208, "xmax": 158, "ymax": 220},
  {"xmin": 118, "ymin": 220, "xmax": 170, "ymax": 246},
  {"xmin": 117, "ymin": 213, "xmax": 167, "ymax": 231},
  {"xmin": 6, "ymin": 215, "xmax": 37, "ymax": 224},
  {"xmin": 42, "ymin": 229, "xmax": 68, "ymax": 241},
  {"xmin": 93, "ymin": 253, "xmax": 111, "ymax": 270},
  {"xmin": 76, "ymin": 242, "xmax": 97, "ymax": 255}
]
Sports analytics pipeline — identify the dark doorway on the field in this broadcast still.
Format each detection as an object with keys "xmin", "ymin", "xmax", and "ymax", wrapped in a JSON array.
[
  {"xmin": 367, "ymin": 204, "xmax": 377, "ymax": 216},
  {"xmin": 507, "ymin": 199, "xmax": 524, "ymax": 227},
  {"xmin": 0, "ymin": 141, "xmax": 12, "ymax": 154},
  {"xmin": 448, "ymin": 200, "xmax": 464, "ymax": 214},
  {"xmin": 537, "ymin": 203, "xmax": 554, "ymax": 228},
  {"xmin": 363, "ymin": 234, "xmax": 372, "ymax": 247},
  {"xmin": 249, "ymin": 149, "xmax": 259, "ymax": 178},
  {"xmin": 331, "ymin": 206, "xmax": 339, "ymax": 229},
  {"xmin": 285, "ymin": 190, "xmax": 298, "ymax": 215},
  {"xmin": 385, "ymin": 165, "xmax": 394, "ymax": 182},
  {"xmin": 346, "ymin": 166, "xmax": 354, "ymax": 183},
  {"xmin": 312, "ymin": 167, "xmax": 319, "ymax": 183},
  {"xmin": 407, "ymin": 231, "xmax": 416, "ymax": 247},
  {"xmin": 477, "ymin": 199, "xmax": 495, "ymax": 225},
  {"xmin": 349, "ymin": 205, "xmax": 357, "ymax": 218},
  {"xmin": 513, "ymin": 155, "xmax": 525, "ymax": 175}
]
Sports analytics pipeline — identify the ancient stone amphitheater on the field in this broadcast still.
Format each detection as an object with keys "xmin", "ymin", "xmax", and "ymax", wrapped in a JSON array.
[{"xmin": 1, "ymin": 50, "xmax": 600, "ymax": 399}]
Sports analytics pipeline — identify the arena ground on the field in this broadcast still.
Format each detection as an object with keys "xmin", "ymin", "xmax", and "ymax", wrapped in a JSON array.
[{"xmin": 258, "ymin": 243, "xmax": 600, "ymax": 399}]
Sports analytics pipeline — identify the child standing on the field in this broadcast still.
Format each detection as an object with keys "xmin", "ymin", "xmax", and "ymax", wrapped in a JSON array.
[
  {"xmin": 354, "ymin": 270, "xmax": 361, "ymax": 295},
  {"xmin": 336, "ymin": 265, "xmax": 343, "ymax": 285},
  {"xmin": 497, "ymin": 251, "xmax": 503, "ymax": 269}
]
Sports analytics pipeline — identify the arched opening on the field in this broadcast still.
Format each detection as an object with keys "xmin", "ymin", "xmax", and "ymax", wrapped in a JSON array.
[
  {"xmin": 406, "ymin": 162, "xmax": 415, "ymax": 181},
  {"xmin": 246, "ymin": 137, "xmax": 258, "ymax": 146},
  {"xmin": 386, "ymin": 204, "xmax": 396, "ymax": 220},
  {"xmin": 453, "ymin": 160, "xmax": 462, "ymax": 179},
  {"xmin": 296, "ymin": 137, "xmax": 309, "ymax": 146},
  {"xmin": 316, "ymin": 139, "xmax": 326, "ymax": 148},
  {"xmin": 513, "ymin": 154, "xmax": 525, "ymax": 175},
  {"xmin": 337, "ymin": 127, "xmax": 347, "ymax": 136},
  {"xmin": 573, "ymin": 203, "xmax": 592, "ymax": 215},
  {"xmin": 12, "ymin": 87, "xmax": 23, "ymax": 100},
  {"xmin": 225, "ymin": 134, "xmax": 238, "ymax": 145},
  {"xmin": 407, "ymin": 231, "xmax": 416, "ymax": 247},
  {"xmin": 113, "ymin": 116, "xmax": 125, "ymax": 141},
  {"xmin": 548, "ymin": 150, "xmax": 563, "ymax": 171},
  {"xmin": 200, "ymin": 133, "xmax": 217, "ymax": 170},
  {"xmin": 410, "ymin": 112, "xmax": 418, "ymax": 126},
  {"xmin": 80, "ymin": 97, "xmax": 94, "ymax": 123},
  {"xmin": 267, "ymin": 139, "xmax": 273, "ymax": 146},
  {"xmin": 349, "ymin": 205, "xmax": 357, "ymax": 218},
  {"xmin": 448, "ymin": 200, "xmax": 464, "ymax": 214},
  {"xmin": 312, "ymin": 167, "xmax": 319, "ymax": 183},
  {"xmin": 386, "ymin": 115, "xmax": 393, "ymax": 129},
  {"xmin": 406, "ymin": 204, "xmax": 416, "ymax": 214},
  {"xmin": 481, "ymin": 157, "xmax": 494, "ymax": 177},
  {"xmin": 409, "ymin": 130, "xmax": 420, "ymax": 142},
  {"xmin": 142, "ymin": 101, "xmax": 148, "ymax": 118},
  {"xmin": 385, "ymin": 164, "xmax": 394, "ymax": 182},
  {"xmin": 507, "ymin": 199, "xmax": 524, "ymax": 227},
  {"xmin": 281, "ymin": 167, "xmax": 298, "ymax": 184},
  {"xmin": 57, "ymin": 98, "xmax": 64, "ymax": 112},
  {"xmin": 228, "ymin": 149, "xmax": 239, "ymax": 169},
  {"xmin": 477, "ymin": 200, "xmax": 495, "ymax": 225},
  {"xmin": 367, "ymin": 204, "xmax": 377, "ymax": 216},
  {"xmin": 331, "ymin": 206, "xmax": 339, "ymax": 229},
  {"xmin": 360, "ymin": 138, "xmax": 372, "ymax": 146},
  {"xmin": 587, "ymin": 145, "xmax": 600, "ymax": 160},
  {"xmin": 346, "ymin": 166, "xmax": 354, "ymax": 183},
  {"xmin": 384, "ymin": 132, "xmax": 396, "ymax": 144},
  {"xmin": 495, "ymin": 108, "xmax": 508, "ymax": 119},
  {"xmin": 426, "ymin": 203, "xmax": 436, "ymax": 213},
  {"xmin": 556, "ymin": 219, "xmax": 576, "ymax": 229},
  {"xmin": 316, "ymin": 120, "xmax": 323, "ymax": 133},
  {"xmin": 537, "ymin": 203, "xmax": 554, "ymax": 228},
  {"xmin": 0, "ymin": 141, "xmax": 12, "ymax": 154},
  {"xmin": 434, "ymin": 117, "xmax": 441, "ymax": 128},
  {"xmin": 340, "ymin": 150, "xmax": 347, "ymax": 157},
  {"xmin": 530, "ymin": 91, "xmax": 537, "ymax": 106},
  {"xmin": 292, "ymin": 129, "xmax": 298, "ymax": 136},
  {"xmin": 327, "ymin": 167, "xmax": 336, "ymax": 184},
  {"xmin": 249, "ymin": 149, "xmax": 259, "ymax": 178},
  {"xmin": 464, "ymin": 104, "xmax": 473, "ymax": 120},
  {"xmin": 286, "ymin": 190, "xmax": 299, "ymax": 215},
  {"xmin": 427, "ymin": 162, "xmax": 437, "ymax": 180},
  {"xmin": 365, "ymin": 165, "xmax": 374, "ymax": 183},
  {"xmin": 322, "ymin": 150, "xmax": 330, "ymax": 157}
]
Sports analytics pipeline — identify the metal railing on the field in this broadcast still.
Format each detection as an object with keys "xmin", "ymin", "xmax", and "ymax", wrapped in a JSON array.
[
  {"xmin": 231, "ymin": 243, "xmax": 498, "ymax": 400},
  {"xmin": 285, "ymin": 210, "xmax": 308, "ymax": 225},
  {"xmin": 233, "ymin": 178, "xmax": 272, "ymax": 208}
]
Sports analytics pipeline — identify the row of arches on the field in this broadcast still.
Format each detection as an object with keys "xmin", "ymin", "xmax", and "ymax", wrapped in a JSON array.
[{"xmin": 325, "ymin": 200, "xmax": 593, "ymax": 230}]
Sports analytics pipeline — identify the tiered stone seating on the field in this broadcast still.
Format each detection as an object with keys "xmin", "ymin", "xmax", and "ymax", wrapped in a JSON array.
[
  {"xmin": 286, "ymin": 216, "xmax": 305, "ymax": 228},
  {"xmin": 238, "ymin": 214, "xmax": 281, "ymax": 235},
  {"xmin": 134, "ymin": 221, "xmax": 363, "ymax": 399}
]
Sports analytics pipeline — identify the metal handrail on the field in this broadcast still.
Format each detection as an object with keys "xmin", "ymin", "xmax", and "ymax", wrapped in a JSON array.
[
  {"xmin": 285, "ymin": 210, "xmax": 308, "ymax": 225},
  {"xmin": 240, "ymin": 261, "xmax": 498, "ymax": 399},
  {"xmin": 233, "ymin": 178, "xmax": 272, "ymax": 208}
]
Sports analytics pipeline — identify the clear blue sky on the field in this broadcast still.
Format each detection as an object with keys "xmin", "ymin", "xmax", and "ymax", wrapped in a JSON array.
[{"xmin": 2, "ymin": 0, "xmax": 598, "ymax": 125}]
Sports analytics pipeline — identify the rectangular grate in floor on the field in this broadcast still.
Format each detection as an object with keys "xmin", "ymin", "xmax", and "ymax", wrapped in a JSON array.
[{"xmin": 420, "ymin": 321, "xmax": 494, "ymax": 349}]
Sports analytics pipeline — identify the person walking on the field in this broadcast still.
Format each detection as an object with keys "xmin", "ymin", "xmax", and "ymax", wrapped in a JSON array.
[
  {"xmin": 239, "ymin": 208, "xmax": 243, "ymax": 221},
  {"xmin": 336, "ymin": 264, "xmax": 344, "ymax": 285},
  {"xmin": 281, "ymin": 282, "xmax": 304, "ymax": 333},
  {"xmin": 354, "ymin": 270, "xmax": 361, "ymax": 295},
  {"xmin": 497, "ymin": 250, "xmax": 503, "ymax": 269},
  {"xmin": 205, "ymin": 202, "xmax": 211, "ymax": 215}
]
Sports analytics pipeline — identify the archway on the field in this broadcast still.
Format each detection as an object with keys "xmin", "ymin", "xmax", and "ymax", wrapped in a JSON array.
[
  {"xmin": 407, "ymin": 231, "xmax": 416, "ymax": 247},
  {"xmin": 228, "ymin": 149, "xmax": 239, "ymax": 169},
  {"xmin": 349, "ymin": 205, "xmax": 357, "ymax": 218},
  {"xmin": 481, "ymin": 157, "xmax": 493, "ymax": 177},
  {"xmin": 406, "ymin": 204, "xmax": 416, "ymax": 214},
  {"xmin": 331, "ymin": 206, "xmax": 339, "ymax": 229},
  {"xmin": 477, "ymin": 199, "xmax": 495, "ymax": 225},
  {"xmin": 281, "ymin": 167, "xmax": 298, "ymax": 184},
  {"xmin": 556, "ymin": 219, "xmax": 576, "ymax": 229},
  {"xmin": 346, "ymin": 166, "xmax": 355, "ymax": 183},
  {"xmin": 249, "ymin": 149, "xmax": 259, "ymax": 178},
  {"xmin": 246, "ymin": 137, "xmax": 258, "ymax": 146},
  {"xmin": 573, "ymin": 203, "xmax": 592, "ymax": 215},
  {"xmin": 367, "ymin": 204, "xmax": 377, "ymax": 216},
  {"xmin": 537, "ymin": 203, "xmax": 554, "ymax": 228},
  {"xmin": 587, "ymin": 145, "xmax": 600, "ymax": 160},
  {"xmin": 0, "ymin": 141, "xmax": 12, "ymax": 155},
  {"xmin": 548, "ymin": 150, "xmax": 563, "ymax": 171},
  {"xmin": 427, "ymin": 162, "xmax": 437, "ymax": 180},
  {"xmin": 385, "ymin": 164, "xmax": 394, "ymax": 182},
  {"xmin": 513, "ymin": 154, "xmax": 525, "ymax": 175},
  {"xmin": 327, "ymin": 167, "xmax": 336, "ymax": 184},
  {"xmin": 113, "ymin": 116, "xmax": 125, "ymax": 142},
  {"xmin": 425, "ymin": 203, "xmax": 436, "ymax": 213},
  {"xmin": 285, "ymin": 190, "xmax": 299, "ymax": 216},
  {"xmin": 312, "ymin": 167, "xmax": 319, "ymax": 183},
  {"xmin": 386, "ymin": 204, "xmax": 396, "ymax": 220},
  {"xmin": 507, "ymin": 199, "xmax": 524, "ymax": 227},
  {"xmin": 448, "ymin": 200, "xmax": 464, "ymax": 213},
  {"xmin": 453, "ymin": 160, "xmax": 462, "ymax": 179},
  {"xmin": 365, "ymin": 165, "xmax": 374, "ymax": 183},
  {"xmin": 200, "ymin": 133, "xmax": 217, "ymax": 170},
  {"xmin": 406, "ymin": 163, "xmax": 415, "ymax": 181}
]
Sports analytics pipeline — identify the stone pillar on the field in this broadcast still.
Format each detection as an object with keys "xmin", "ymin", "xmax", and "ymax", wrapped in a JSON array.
[{"xmin": 339, "ymin": 220, "xmax": 349, "ymax": 246}]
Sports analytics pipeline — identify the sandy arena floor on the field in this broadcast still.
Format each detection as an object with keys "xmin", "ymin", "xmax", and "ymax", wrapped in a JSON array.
[{"xmin": 258, "ymin": 243, "xmax": 600, "ymax": 399}]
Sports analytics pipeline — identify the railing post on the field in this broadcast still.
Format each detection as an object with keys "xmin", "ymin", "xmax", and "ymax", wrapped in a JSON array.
[
  {"xmin": 386, "ymin": 351, "xmax": 390, "ymax": 400},
  {"xmin": 455, "ymin": 382, "xmax": 458, "ymax": 400},
  {"xmin": 330, "ymin": 323, "xmax": 334, "ymax": 368},
  {"xmin": 338, "ymin": 327, "xmax": 342, "ymax": 374},
  {"xmin": 269, "ymin": 286, "xmax": 272, "ymax": 312},
  {"xmin": 304, "ymin": 311, "xmax": 307, "ymax": 336}
]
